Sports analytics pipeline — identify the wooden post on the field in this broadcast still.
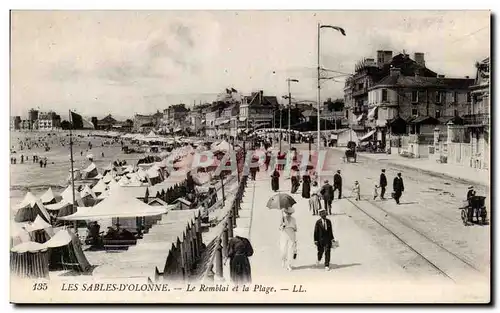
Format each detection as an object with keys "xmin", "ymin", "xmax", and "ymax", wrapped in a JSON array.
[
  {"xmin": 215, "ymin": 238, "xmax": 223, "ymax": 279},
  {"xmin": 231, "ymin": 205, "xmax": 237, "ymax": 228},
  {"xmin": 222, "ymin": 222, "xmax": 229, "ymax": 258},
  {"xmin": 227, "ymin": 213, "xmax": 234, "ymax": 238}
]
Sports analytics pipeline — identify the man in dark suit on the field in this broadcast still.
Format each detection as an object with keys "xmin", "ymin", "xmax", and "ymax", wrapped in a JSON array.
[
  {"xmin": 393, "ymin": 173, "xmax": 404, "ymax": 204},
  {"xmin": 320, "ymin": 180, "xmax": 334, "ymax": 215},
  {"xmin": 333, "ymin": 170, "xmax": 342, "ymax": 199},
  {"xmin": 314, "ymin": 208, "xmax": 335, "ymax": 271},
  {"xmin": 379, "ymin": 169, "xmax": 387, "ymax": 199}
]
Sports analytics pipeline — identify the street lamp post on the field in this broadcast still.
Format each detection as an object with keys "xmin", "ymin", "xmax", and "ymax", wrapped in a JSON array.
[
  {"xmin": 317, "ymin": 23, "xmax": 346, "ymax": 182},
  {"xmin": 286, "ymin": 78, "xmax": 299, "ymax": 150}
]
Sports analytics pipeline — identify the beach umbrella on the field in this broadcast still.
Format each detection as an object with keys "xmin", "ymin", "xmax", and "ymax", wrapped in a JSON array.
[{"xmin": 266, "ymin": 194, "xmax": 296, "ymax": 210}]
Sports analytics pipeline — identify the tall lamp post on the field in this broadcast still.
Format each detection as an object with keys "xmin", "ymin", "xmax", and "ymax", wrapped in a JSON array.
[
  {"xmin": 285, "ymin": 78, "xmax": 299, "ymax": 150},
  {"xmin": 317, "ymin": 23, "xmax": 346, "ymax": 182}
]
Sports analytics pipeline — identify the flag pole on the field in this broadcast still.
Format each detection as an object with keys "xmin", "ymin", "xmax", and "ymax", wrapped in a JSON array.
[{"xmin": 69, "ymin": 110, "xmax": 78, "ymax": 234}]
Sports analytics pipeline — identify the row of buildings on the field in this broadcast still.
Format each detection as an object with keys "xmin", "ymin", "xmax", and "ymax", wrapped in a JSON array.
[
  {"xmin": 10, "ymin": 109, "xmax": 62, "ymax": 131},
  {"xmin": 343, "ymin": 50, "xmax": 489, "ymax": 169}
]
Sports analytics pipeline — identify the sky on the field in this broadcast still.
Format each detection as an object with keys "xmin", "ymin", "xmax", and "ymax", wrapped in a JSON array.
[{"xmin": 10, "ymin": 10, "xmax": 490, "ymax": 120}]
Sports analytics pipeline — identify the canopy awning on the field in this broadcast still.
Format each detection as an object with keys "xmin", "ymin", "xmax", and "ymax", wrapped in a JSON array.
[
  {"xmin": 59, "ymin": 186, "xmax": 168, "ymax": 220},
  {"xmin": 359, "ymin": 129, "xmax": 376, "ymax": 141}
]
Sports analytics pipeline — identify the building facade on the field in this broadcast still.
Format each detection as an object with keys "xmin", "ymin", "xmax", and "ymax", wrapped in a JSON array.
[
  {"xmin": 10, "ymin": 116, "xmax": 21, "ymax": 130},
  {"xmin": 38, "ymin": 111, "xmax": 61, "ymax": 131},
  {"xmin": 240, "ymin": 90, "xmax": 278, "ymax": 130},
  {"xmin": 366, "ymin": 67, "xmax": 474, "ymax": 147},
  {"xmin": 344, "ymin": 51, "xmax": 437, "ymax": 134}
]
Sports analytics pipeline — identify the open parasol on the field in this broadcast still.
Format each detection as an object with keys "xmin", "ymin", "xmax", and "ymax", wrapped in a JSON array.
[{"xmin": 266, "ymin": 193, "xmax": 296, "ymax": 210}]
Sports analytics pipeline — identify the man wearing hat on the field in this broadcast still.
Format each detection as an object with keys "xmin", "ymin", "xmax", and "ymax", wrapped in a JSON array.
[
  {"xmin": 379, "ymin": 169, "xmax": 387, "ymax": 200},
  {"xmin": 467, "ymin": 186, "xmax": 476, "ymax": 201},
  {"xmin": 320, "ymin": 180, "xmax": 334, "ymax": 215},
  {"xmin": 314, "ymin": 208, "xmax": 335, "ymax": 271},
  {"xmin": 333, "ymin": 170, "xmax": 343, "ymax": 199},
  {"xmin": 392, "ymin": 173, "xmax": 405, "ymax": 204}
]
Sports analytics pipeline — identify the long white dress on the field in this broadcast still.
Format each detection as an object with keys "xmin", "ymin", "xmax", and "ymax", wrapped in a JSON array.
[{"xmin": 280, "ymin": 215, "xmax": 297, "ymax": 268}]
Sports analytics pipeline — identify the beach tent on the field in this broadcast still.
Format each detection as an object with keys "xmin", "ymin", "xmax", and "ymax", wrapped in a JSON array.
[
  {"xmin": 25, "ymin": 215, "xmax": 54, "ymax": 243},
  {"xmin": 146, "ymin": 131, "xmax": 157, "ymax": 138},
  {"xmin": 61, "ymin": 185, "xmax": 84, "ymax": 207},
  {"xmin": 40, "ymin": 188, "xmax": 61, "ymax": 205},
  {"xmin": 45, "ymin": 228, "xmax": 92, "ymax": 273},
  {"xmin": 10, "ymin": 241, "xmax": 49, "ymax": 279},
  {"xmin": 82, "ymin": 163, "xmax": 99, "ymax": 179},
  {"xmin": 102, "ymin": 172, "xmax": 114, "ymax": 184},
  {"xmin": 14, "ymin": 195, "xmax": 51, "ymax": 224},
  {"xmin": 80, "ymin": 185, "xmax": 97, "ymax": 199},
  {"xmin": 44, "ymin": 200, "xmax": 74, "ymax": 218},
  {"xmin": 16, "ymin": 192, "xmax": 38, "ymax": 210},
  {"xmin": 117, "ymin": 176, "xmax": 130, "ymax": 186},
  {"xmin": 59, "ymin": 186, "xmax": 168, "ymax": 220},
  {"xmin": 10, "ymin": 222, "xmax": 32, "ymax": 247},
  {"xmin": 91, "ymin": 179, "xmax": 107, "ymax": 195}
]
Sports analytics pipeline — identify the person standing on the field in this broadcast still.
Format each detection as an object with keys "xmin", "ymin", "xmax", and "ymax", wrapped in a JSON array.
[
  {"xmin": 320, "ymin": 180, "xmax": 334, "ymax": 215},
  {"xmin": 279, "ymin": 207, "xmax": 297, "ymax": 271},
  {"xmin": 271, "ymin": 169, "xmax": 280, "ymax": 192},
  {"xmin": 301, "ymin": 173, "xmax": 311, "ymax": 199},
  {"xmin": 393, "ymin": 173, "xmax": 404, "ymax": 204},
  {"xmin": 227, "ymin": 230, "xmax": 254, "ymax": 284},
  {"xmin": 379, "ymin": 169, "xmax": 387, "ymax": 199},
  {"xmin": 333, "ymin": 170, "xmax": 342, "ymax": 199},
  {"xmin": 314, "ymin": 208, "xmax": 335, "ymax": 271},
  {"xmin": 290, "ymin": 167, "xmax": 300, "ymax": 194},
  {"xmin": 309, "ymin": 181, "xmax": 322, "ymax": 215}
]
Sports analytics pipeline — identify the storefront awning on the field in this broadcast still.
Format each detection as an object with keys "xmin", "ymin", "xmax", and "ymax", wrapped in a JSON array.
[{"xmin": 359, "ymin": 129, "xmax": 376, "ymax": 141}]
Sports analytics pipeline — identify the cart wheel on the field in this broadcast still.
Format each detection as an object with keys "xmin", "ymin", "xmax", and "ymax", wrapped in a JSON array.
[{"xmin": 461, "ymin": 209, "xmax": 468, "ymax": 225}]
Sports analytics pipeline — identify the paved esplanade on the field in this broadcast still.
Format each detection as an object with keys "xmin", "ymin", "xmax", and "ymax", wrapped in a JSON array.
[{"xmin": 236, "ymin": 145, "xmax": 489, "ymax": 302}]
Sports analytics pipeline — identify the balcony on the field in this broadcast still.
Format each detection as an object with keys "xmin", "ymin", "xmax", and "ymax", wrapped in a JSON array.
[
  {"xmin": 352, "ymin": 87, "xmax": 368, "ymax": 97},
  {"xmin": 463, "ymin": 113, "xmax": 489, "ymax": 126}
]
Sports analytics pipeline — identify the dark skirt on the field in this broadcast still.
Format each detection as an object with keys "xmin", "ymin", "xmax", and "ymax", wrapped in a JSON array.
[
  {"xmin": 230, "ymin": 255, "xmax": 251, "ymax": 284},
  {"xmin": 291, "ymin": 176, "xmax": 300, "ymax": 193},
  {"xmin": 302, "ymin": 180, "xmax": 311, "ymax": 199},
  {"xmin": 271, "ymin": 177, "xmax": 279, "ymax": 191}
]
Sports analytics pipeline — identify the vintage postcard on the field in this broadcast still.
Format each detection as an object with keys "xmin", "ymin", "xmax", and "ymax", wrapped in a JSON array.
[{"xmin": 9, "ymin": 10, "xmax": 490, "ymax": 303}]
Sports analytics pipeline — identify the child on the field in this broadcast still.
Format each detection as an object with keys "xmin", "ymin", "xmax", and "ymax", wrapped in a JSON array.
[
  {"xmin": 352, "ymin": 181, "xmax": 361, "ymax": 201},
  {"xmin": 373, "ymin": 184, "xmax": 379, "ymax": 200}
]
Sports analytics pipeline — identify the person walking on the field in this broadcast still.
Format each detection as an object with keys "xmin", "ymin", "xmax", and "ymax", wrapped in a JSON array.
[
  {"xmin": 290, "ymin": 167, "xmax": 300, "ymax": 194},
  {"xmin": 279, "ymin": 207, "xmax": 297, "ymax": 271},
  {"xmin": 271, "ymin": 169, "xmax": 280, "ymax": 192},
  {"xmin": 320, "ymin": 180, "xmax": 334, "ymax": 215},
  {"xmin": 309, "ymin": 181, "xmax": 322, "ymax": 215},
  {"xmin": 393, "ymin": 173, "xmax": 404, "ymax": 204},
  {"xmin": 379, "ymin": 169, "xmax": 387, "ymax": 199},
  {"xmin": 314, "ymin": 208, "xmax": 335, "ymax": 271},
  {"xmin": 373, "ymin": 183, "xmax": 380, "ymax": 200},
  {"xmin": 333, "ymin": 170, "xmax": 342, "ymax": 199},
  {"xmin": 352, "ymin": 181, "xmax": 361, "ymax": 201},
  {"xmin": 227, "ymin": 229, "xmax": 254, "ymax": 284}
]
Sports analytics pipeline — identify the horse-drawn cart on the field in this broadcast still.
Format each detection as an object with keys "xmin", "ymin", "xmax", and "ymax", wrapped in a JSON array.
[{"xmin": 344, "ymin": 141, "xmax": 357, "ymax": 163}]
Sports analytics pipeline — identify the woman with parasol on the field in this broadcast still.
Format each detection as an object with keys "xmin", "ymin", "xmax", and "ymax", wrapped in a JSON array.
[{"xmin": 279, "ymin": 207, "xmax": 297, "ymax": 271}]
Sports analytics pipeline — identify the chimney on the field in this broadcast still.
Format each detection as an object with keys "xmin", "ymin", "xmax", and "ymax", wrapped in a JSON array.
[
  {"xmin": 438, "ymin": 75, "xmax": 445, "ymax": 78},
  {"xmin": 259, "ymin": 90, "xmax": 263, "ymax": 103},
  {"xmin": 377, "ymin": 50, "xmax": 385, "ymax": 67},
  {"xmin": 384, "ymin": 51, "xmax": 393, "ymax": 64},
  {"xmin": 390, "ymin": 67, "xmax": 401, "ymax": 77},
  {"xmin": 414, "ymin": 52, "xmax": 425, "ymax": 67}
]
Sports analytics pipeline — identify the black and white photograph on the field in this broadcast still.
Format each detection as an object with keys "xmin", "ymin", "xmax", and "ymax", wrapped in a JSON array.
[{"xmin": 8, "ymin": 9, "xmax": 491, "ymax": 303}]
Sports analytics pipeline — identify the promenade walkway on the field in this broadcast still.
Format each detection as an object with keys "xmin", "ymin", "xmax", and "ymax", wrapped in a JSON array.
[{"xmin": 234, "ymin": 167, "xmax": 489, "ymax": 302}]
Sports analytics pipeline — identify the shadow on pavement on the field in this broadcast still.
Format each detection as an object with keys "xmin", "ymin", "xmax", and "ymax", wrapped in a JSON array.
[{"xmin": 293, "ymin": 263, "xmax": 361, "ymax": 271}]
